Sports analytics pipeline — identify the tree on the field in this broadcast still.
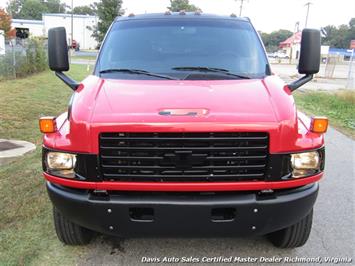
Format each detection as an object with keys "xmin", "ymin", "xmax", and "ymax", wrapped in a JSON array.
[
  {"xmin": 347, "ymin": 18, "xmax": 355, "ymax": 48},
  {"xmin": 7, "ymin": 0, "xmax": 67, "ymax": 20},
  {"xmin": 0, "ymin": 8, "xmax": 12, "ymax": 37},
  {"xmin": 322, "ymin": 18, "xmax": 355, "ymax": 48},
  {"xmin": 91, "ymin": 0, "xmax": 124, "ymax": 43},
  {"xmin": 72, "ymin": 5, "xmax": 96, "ymax": 16},
  {"xmin": 6, "ymin": 0, "xmax": 24, "ymax": 19},
  {"xmin": 44, "ymin": 0, "xmax": 66, "ymax": 13},
  {"xmin": 260, "ymin": 29, "xmax": 293, "ymax": 52},
  {"xmin": 168, "ymin": 0, "xmax": 201, "ymax": 12},
  {"xmin": 18, "ymin": 0, "xmax": 47, "ymax": 20}
]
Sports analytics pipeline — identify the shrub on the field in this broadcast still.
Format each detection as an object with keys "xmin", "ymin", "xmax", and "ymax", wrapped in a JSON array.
[{"xmin": 0, "ymin": 38, "xmax": 48, "ymax": 80}]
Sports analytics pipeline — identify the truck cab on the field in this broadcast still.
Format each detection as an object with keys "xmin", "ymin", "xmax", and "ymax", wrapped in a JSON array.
[{"xmin": 41, "ymin": 13, "xmax": 327, "ymax": 248}]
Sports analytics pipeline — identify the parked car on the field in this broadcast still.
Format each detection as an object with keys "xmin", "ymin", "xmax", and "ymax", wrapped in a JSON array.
[
  {"xmin": 274, "ymin": 51, "xmax": 290, "ymax": 59},
  {"xmin": 70, "ymin": 40, "xmax": 80, "ymax": 51},
  {"xmin": 41, "ymin": 13, "xmax": 325, "ymax": 248}
]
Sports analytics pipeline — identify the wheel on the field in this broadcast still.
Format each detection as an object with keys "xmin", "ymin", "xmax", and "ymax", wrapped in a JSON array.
[
  {"xmin": 267, "ymin": 209, "xmax": 313, "ymax": 248},
  {"xmin": 53, "ymin": 207, "xmax": 94, "ymax": 245}
]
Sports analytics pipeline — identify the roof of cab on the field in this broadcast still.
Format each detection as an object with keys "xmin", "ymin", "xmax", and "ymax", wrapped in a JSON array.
[{"xmin": 115, "ymin": 12, "xmax": 250, "ymax": 22}]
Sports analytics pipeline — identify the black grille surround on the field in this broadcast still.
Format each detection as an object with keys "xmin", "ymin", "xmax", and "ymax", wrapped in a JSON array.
[{"xmin": 99, "ymin": 132, "xmax": 270, "ymax": 182}]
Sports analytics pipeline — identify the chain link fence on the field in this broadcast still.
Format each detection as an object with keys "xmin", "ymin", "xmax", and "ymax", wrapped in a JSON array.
[{"xmin": 0, "ymin": 38, "xmax": 48, "ymax": 81}]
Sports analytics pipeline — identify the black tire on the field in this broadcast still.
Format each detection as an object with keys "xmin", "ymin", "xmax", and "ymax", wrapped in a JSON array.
[
  {"xmin": 267, "ymin": 209, "xmax": 313, "ymax": 248},
  {"xmin": 53, "ymin": 207, "xmax": 94, "ymax": 245}
]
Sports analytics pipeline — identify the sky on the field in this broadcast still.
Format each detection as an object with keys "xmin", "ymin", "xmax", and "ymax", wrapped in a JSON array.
[{"xmin": 0, "ymin": 0, "xmax": 354, "ymax": 33}]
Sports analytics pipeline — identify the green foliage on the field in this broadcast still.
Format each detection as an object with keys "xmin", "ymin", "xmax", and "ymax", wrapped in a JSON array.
[
  {"xmin": 6, "ymin": 0, "xmax": 23, "ymax": 18},
  {"xmin": 168, "ymin": 0, "xmax": 201, "ymax": 12},
  {"xmin": 18, "ymin": 0, "xmax": 46, "ymax": 20},
  {"xmin": 322, "ymin": 18, "xmax": 355, "ymax": 48},
  {"xmin": 0, "ymin": 38, "xmax": 47, "ymax": 80},
  {"xmin": 294, "ymin": 90, "xmax": 355, "ymax": 138},
  {"xmin": 7, "ymin": 0, "xmax": 66, "ymax": 20},
  {"xmin": 91, "ymin": 0, "xmax": 124, "ymax": 43},
  {"xmin": 44, "ymin": 0, "xmax": 66, "ymax": 13},
  {"xmin": 260, "ymin": 29, "xmax": 293, "ymax": 52},
  {"xmin": 72, "ymin": 5, "xmax": 96, "ymax": 15}
]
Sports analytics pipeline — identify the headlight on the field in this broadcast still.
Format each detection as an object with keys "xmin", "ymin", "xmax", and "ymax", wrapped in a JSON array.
[
  {"xmin": 291, "ymin": 151, "xmax": 320, "ymax": 178},
  {"xmin": 46, "ymin": 152, "xmax": 77, "ymax": 178}
]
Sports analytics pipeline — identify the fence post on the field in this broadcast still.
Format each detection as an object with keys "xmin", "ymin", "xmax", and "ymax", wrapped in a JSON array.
[
  {"xmin": 10, "ymin": 39, "xmax": 16, "ymax": 79},
  {"xmin": 346, "ymin": 49, "xmax": 354, "ymax": 89}
]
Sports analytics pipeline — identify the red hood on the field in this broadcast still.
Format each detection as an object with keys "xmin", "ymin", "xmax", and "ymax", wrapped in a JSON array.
[
  {"xmin": 48, "ymin": 75, "xmax": 316, "ymax": 154},
  {"xmin": 91, "ymin": 79, "xmax": 279, "ymax": 124}
]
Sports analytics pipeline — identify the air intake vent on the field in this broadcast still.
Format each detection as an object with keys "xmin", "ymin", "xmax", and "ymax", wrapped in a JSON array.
[{"xmin": 99, "ymin": 132, "xmax": 269, "ymax": 182}]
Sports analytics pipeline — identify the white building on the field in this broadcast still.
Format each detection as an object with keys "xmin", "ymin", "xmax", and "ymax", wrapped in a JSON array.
[
  {"xmin": 43, "ymin": 13, "xmax": 98, "ymax": 50},
  {"xmin": 11, "ymin": 13, "xmax": 99, "ymax": 50},
  {"xmin": 12, "ymin": 19, "xmax": 45, "ymax": 38}
]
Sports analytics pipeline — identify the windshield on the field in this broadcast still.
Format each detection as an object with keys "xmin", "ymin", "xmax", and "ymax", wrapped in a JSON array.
[{"xmin": 97, "ymin": 18, "xmax": 269, "ymax": 80}]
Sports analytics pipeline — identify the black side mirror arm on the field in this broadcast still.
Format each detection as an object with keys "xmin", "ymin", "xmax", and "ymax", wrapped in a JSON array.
[
  {"xmin": 287, "ymin": 74, "xmax": 313, "ymax": 91},
  {"xmin": 55, "ymin": 71, "xmax": 79, "ymax": 91}
]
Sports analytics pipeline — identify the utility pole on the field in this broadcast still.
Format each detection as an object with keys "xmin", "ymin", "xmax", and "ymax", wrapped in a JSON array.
[
  {"xmin": 71, "ymin": 0, "xmax": 74, "ymax": 47},
  {"xmin": 235, "ymin": 0, "xmax": 246, "ymax": 17},
  {"xmin": 304, "ymin": 2, "xmax": 312, "ymax": 28},
  {"xmin": 289, "ymin": 21, "xmax": 300, "ymax": 64},
  {"xmin": 295, "ymin": 21, "xmax": 300, "ymax": 33}
]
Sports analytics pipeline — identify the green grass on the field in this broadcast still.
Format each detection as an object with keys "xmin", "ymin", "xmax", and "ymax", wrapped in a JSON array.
[
  {"xmin": 0, "ymin": 65, "xmax": 91, "ymax": 266},
  {"xmin": 294, "ymin": 90, "xmax": 355, "ymax": 138}
]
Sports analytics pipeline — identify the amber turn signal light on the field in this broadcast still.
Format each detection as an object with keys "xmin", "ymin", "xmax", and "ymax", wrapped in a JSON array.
[
  {"xmin": 310, "ymin": 117, "xmax": 328, "ymax": 133},
  {"xmin": 39, "ymin": 117, "xmax": 57, "ymax": 133}
]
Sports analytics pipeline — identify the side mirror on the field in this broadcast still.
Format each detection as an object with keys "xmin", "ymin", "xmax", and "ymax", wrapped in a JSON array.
[
  {"xmin": 288, "ymin": 29, "xmax": 321, "ymax": 91},
  {"xmin": 298, "ymin": 29, "xmax": 321, "ymax": 74},
  {"xmin": 48, "ymin": 27, "xmax": 69, "ymax": 72},
  {"xmin": 48, "ymin": 27, "xmax": 79, "ymax": 90}
]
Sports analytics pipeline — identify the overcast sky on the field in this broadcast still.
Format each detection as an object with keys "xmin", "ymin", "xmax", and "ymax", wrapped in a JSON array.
[{"xmin": 1, "ymin": 0, "xmax": 354, "ymax": 33}]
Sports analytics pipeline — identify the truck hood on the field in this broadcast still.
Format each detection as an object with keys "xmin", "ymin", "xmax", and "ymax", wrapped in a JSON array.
[
  {"xmin": 91, "ymin": 79, "xmax": 281, "ymax": 124},
  {"xmin": 52, "ymin": 76, "xmax": 312, "ymax": 154}
]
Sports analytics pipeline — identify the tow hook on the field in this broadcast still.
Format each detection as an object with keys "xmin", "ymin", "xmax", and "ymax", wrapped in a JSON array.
[
  {"xmin": 90, "ymin": 190, "xmax": 110, "ymax": 201},
  {"xmin": 257, "ymin": 189, "xmax": 276, "ymax": 200}
]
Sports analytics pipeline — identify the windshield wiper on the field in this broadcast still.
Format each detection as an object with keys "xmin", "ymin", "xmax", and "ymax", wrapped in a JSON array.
[
  {"xmin": 99, "ymin": 68, "xmax": 178, "ymax": 80},
  {"xmin": 172, "ymin": 67, "xmax": 251, "ymax": 79}
]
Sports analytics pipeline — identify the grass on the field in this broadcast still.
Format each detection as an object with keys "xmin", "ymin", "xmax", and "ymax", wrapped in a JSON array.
[
  {"xmin": 0, "ymin": 65, "xmax": 91, "ymax": 266},
  {"xmin": 294, "ymin": 90, "xmax": 355, "ymax": 138},
  {"xmin": 0, "ymin": 67, "xmax": 353, "ymax": 265}
]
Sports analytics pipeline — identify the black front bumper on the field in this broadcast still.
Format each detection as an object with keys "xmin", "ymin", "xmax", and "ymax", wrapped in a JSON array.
[{"xmin": 47, "ymin": 182, "xmax": 318, "ymax": 237}]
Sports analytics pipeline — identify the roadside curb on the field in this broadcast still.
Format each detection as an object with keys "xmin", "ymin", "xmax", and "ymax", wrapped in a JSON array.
[{"xmin": 0, "ymin": 139, "xmax": 36, "ymax": 166}]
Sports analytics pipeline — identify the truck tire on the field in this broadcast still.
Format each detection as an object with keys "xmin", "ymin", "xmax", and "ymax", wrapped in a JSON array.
[
  {"xmin": 267, "ymin": 209, "xmax": 313, "ymax": 248},
  {"xmin": 53, "ymin": 207, "xmax": 94, "ymax": 245}
]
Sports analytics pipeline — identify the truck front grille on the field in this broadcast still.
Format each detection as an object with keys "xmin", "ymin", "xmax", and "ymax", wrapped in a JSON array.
[{"xmin": 99, "ymin": 132, "xmax": 269, "ymax": 182}]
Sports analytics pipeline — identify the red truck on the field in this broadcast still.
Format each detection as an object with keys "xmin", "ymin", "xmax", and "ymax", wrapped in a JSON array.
[{"xmin": 41, "ymin": 13, "xmax": 327, "ymax": 248}]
